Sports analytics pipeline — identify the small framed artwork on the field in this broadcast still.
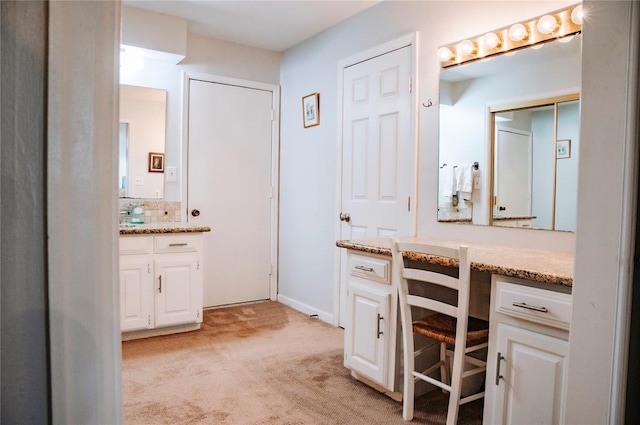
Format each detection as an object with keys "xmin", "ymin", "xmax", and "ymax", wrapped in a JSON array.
[
  {"xmin": 556, "ymin": 139, "xmax": 571, "ymax": 159},
  {"xmin": 302, "ymin": 92, "xmax": 320, "ymax": 128},
  {"xmin": 149, "ymin": 152, "xmax": 165, "ymax": 172}
]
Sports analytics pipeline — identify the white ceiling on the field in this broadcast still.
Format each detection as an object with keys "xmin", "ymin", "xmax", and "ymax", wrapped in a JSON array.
[{"xmin": 123, "ymin": 0, "xmax": 382, "ymax": 52}]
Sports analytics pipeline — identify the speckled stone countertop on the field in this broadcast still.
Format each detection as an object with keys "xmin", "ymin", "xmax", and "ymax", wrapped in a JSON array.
[
  {"xmin": 119, "ymin": 223, "xmax": 211, "ymax": 235},
  {"xmin": 437, "ymin": 218, "xmax": 473, "ymax": 223},
  {"xmin": 493, "ymin": 215, "xmax": 537, "ymax": 221},
  {"xmin": 336, "ymin": 237, "xmax": 573, "ymax": 287}
]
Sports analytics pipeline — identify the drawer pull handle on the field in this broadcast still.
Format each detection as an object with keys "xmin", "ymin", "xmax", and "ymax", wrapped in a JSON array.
[
  {"xmin": 169, "ymin": 243, "xmax": 188, "ymax": 247},
  {"xmin": 377, "ymin": 314, "xmax": 384, "ymax": 338},
  {"xmin": 355, "ymin": 265, "xmax": 374, "ymax": 273},
  {"xmin": 495, "ymin": 352, "xmax": 505, "ymax": 385},
  {"xmin": 512, "ymin": 302, "xmax": 549, "ymax": 313}
]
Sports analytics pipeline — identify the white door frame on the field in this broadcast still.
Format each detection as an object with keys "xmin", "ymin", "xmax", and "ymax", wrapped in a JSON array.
[
  {"xmin": 333, "ymin": 33, "xmax": 420, "ymax": 327},
  {"xmin": 181, "ymin": 71, "xmax": 281, "ymax": 302}
]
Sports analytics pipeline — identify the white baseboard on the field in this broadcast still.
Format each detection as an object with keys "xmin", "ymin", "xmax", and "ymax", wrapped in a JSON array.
[{"xmin": 277, "ymin": 294, "xmax": 335, "ymax": 325}]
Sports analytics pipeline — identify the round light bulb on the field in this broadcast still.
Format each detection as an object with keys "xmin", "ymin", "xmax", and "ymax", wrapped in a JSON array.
[
  {"xmin": 571, "ymin": 5, "xmax": 583, "ymax": 25},
  {"xmin": 437, "ymin": 46, "xmax": 454, "ymax": 62},
  {"xmin": 508, "ymin": 23, "xmax": 528, "ymax": 42},
  {"xmin": 458, "ymin": 40, "xmax": 477, "ymax": 56},
  {"xmin": 482, "ymin": 32, "xmax": 502, "ymax": 49},
  {"xmin": 558, "ymin": 35, "xmax": 575, "ymax": 43},
  {"xmin": 537, "ymin": 15, "xmax": 559, "ymax": 34}
]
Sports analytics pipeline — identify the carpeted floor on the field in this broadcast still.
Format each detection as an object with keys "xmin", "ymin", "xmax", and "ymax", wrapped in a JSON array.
[{"xmin": 122, "ymin": 301, "xmax": 483, "ymax": 424}]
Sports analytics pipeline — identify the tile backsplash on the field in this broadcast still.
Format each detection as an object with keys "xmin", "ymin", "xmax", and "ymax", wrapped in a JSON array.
[{"xmin": 119, "ymin": 199, "xmax": 182, "ymax": 224}]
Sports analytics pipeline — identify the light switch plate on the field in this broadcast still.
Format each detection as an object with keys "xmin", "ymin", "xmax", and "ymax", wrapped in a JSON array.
[
  {"xmin": 166, "ymin": 166, "xmax": 177, "ymax": 182},
  {"xmin": 473, "ymin": 176, "xmax": 481, "ymax": 189}
]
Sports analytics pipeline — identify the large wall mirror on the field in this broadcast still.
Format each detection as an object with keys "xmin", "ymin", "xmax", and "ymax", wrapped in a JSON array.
[
  {"xmin": 437, "ymin": 33, "xmax": 581, "ymax": 231},
  {"xmin": 119, "ymin": 84, "xmax": 167, "ymax": 199}
]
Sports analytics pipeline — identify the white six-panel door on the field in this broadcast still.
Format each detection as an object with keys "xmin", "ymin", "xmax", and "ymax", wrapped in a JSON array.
[
  {"xmin": 341, "ymin": 46, "xmax": 414, "ymax": 241},
  {"xmin": 187, "ymin": 78, "xmax": 274, "ymax": 307},
  {"xmin": 338, "ymin": 44, "xmax": 415, "ymax": 327}
]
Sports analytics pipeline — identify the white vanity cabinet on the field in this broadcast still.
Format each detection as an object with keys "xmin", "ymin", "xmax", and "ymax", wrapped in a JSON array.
[
  {"xmin": 119, "ymin": 233, "xmax": 203, "ymax": 338},
  {"xmin": 484, "ymin": 276, "xmax": 572, "ymax": 425},
  {"xmin": 343, "ymin": 252, "xmax": 399, "ymax": 396},
  {"xmin": 119, "ymin": 236, "xmax": 154, "ymax": 332}
]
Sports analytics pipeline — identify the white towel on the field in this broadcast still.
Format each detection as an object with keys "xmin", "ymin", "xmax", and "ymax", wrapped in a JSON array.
[
  {"xmin": 454, "ymin": 164, "xmax": 474, "ymax": 194},
  {"xmin": 439, "ymin": 166, "xmax": 455, "ymax": 198}
]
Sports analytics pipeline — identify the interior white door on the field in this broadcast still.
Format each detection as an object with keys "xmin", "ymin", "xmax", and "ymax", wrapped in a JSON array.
[
  {"xmin": 494, "ymin": 128, "xmax": 532, "ymax": 217},
  {"xmin": 339, "ymin": 46, "xmax": 415, "ymax": 327},
  {"xmin": 187, "ymin": 79, "xmax": 273, "ymax": 307}
]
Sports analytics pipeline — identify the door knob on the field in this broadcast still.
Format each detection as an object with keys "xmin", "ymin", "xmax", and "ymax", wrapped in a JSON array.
[
  {"xmin": 339, "ymin": 212, "xmax": 351, "ymax": 222},
  {"xmin": 191, "ymin": 209, "xmax": 200, "ymax": 217}
]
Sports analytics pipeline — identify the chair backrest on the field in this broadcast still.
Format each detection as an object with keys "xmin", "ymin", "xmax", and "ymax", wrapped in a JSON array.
[{"xmin": 390, "ymin": 238, "xmax": 471, "ymax": 326}]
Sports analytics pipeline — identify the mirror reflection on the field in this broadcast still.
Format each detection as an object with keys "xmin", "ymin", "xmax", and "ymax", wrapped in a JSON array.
[
  {"xmin": 119, "ymin": 84, "xmax": 167, "ymax": 199},
  {"xmin": 492, "ymin": 97, "xmax": 579, "ymax": 231},
  {"xmin": 438, "ymin": 35, "xmax": 581, "ymax": 230}
]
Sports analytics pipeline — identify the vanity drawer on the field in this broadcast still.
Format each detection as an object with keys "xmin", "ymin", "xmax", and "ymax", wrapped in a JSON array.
[
  {"xmin": 154, "ymin": 234, "xmax": 200, "ymax": 254},
  {"xmin": 119, "ymin": 236, "xmax": 153, "ymax": 255},
  {"xmin": 349, "ymin": 254, "xmax": 390, "ymax": 284},
  {"xmin": 494, "ymin": 280, "xmax": 572, "ymax": 330}
]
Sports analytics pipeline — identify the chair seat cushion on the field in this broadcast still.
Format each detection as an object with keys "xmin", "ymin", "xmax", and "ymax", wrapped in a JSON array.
[{"xmin": 413, "ymin": 313, "xmax": 489, "ymax": 347}]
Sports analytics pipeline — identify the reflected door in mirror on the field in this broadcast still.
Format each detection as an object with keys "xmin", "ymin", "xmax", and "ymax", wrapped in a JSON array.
[{"xmin": 494, "ymin": 128, "xmax": 532, "ymax": 219}]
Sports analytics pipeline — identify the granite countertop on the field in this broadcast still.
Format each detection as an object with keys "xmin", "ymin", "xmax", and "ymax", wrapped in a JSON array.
[
  {"xmin": 437, "ymin": 218, "xmax": 473, "ymax": 223},
  {"xmin": 493, "ymin": 215, "xmax": 537, "ymax": 221},
  {"xmin": 119, "ymin": 223, "xmax": 212, "ymax": 235},
  {"xmin": 336, "ymin": 237, "xmax": 573, "ymax": 287}
]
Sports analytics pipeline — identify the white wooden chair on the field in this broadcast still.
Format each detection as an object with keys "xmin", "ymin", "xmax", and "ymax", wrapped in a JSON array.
[{"xmin": 390, "ymin": 238, "xmax": 489, "ymax": 424}]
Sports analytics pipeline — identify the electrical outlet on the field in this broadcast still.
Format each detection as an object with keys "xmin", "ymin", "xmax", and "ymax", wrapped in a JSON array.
[{"xmin": 473, "ymin": 176, "xmax": 481, "ymax": 189}]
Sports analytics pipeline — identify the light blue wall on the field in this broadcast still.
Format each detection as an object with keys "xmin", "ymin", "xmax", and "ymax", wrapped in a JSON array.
[{"xmin": 278, "ymin": 0, "xmax": 577, "ymax": 322}]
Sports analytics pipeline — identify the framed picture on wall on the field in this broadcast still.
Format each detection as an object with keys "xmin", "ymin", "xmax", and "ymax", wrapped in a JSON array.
[
  {"xmin": 149, "ymin": 152, "xmax": 165, "ymax": 172},
  {"xmin": 556, "ymin": 139, "xmax": 571, "ymax": 159},
  {"xmin": 302, "ymin": 92, "xmax": 320, "ymax": 128}
]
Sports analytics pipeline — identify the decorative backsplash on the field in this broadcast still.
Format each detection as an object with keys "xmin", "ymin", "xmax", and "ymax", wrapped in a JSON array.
[
  {"xmin": 119, "ymin": 199, "xmax": 182, "ymax": 224},
  {"xmin": 437, "ymin": 201, "xmax": 473, "ymax": 223}
]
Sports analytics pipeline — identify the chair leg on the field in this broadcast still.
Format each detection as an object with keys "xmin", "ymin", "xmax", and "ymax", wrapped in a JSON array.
[
  {"xmin": 439, "ymin": 342, "xmax": 449, "ymax": 392},
  {"xmin": 445, "ymin": 346, "xmax": 465, "ymax": 425},
  {"xmin": 403, "ymin": 371, "xmax": 415, "ymax": 421},
  {"xmin": 403, "ymin": 337, "xmax": 416, "ymax": 421}
]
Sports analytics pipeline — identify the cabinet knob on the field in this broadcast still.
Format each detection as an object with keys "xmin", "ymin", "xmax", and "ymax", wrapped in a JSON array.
[{"xmin": 191, "ymin": 209, "xmax": 200, "ymax": 217}]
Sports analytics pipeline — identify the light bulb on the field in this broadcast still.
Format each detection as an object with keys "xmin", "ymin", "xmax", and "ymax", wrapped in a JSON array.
[
  {"xmin": 508, "ymin": 23, "xmax": 528, "ymax": 42},
  {"xmin": 482, "ymin": 32, "xmax": 502, "ymax": 49},
  {"xmin": 437, "ymin": 46, "xmax": 454, "ymax": 62},
  {"xmin": 558, "ymin": 35, "xmax": 575, "ymax": 43},
  {"xmin": 537, "ymin": 15, "xmax": 559, "ymax": 34},
  {"xmin": 571, "ymin": 5, "xmax": 583, "ymax": 25},
  {"xmin": 458, "ymin": 40, "xmax": 477, "ymax": 56}
]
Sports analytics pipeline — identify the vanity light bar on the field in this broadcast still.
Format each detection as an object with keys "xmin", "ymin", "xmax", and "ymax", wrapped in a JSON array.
[{"xmin": 438, "ymin": 4, "xmax": 583, "ymax": 68}]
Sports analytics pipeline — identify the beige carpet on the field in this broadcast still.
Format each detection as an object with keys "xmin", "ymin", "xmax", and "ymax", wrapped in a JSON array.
[{"xmin": 122, "ymin": 301, "xmax": 483, "ymax": 424}]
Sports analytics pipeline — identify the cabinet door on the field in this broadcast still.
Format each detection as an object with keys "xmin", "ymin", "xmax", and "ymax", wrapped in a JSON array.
[
  {"xmin": 344, "ymin": 281, "xmax": 391, "ymax": 386},
  {"xmin": 120, "ymin": 255, "xmax": 153, "ymax": 332},
  {"xmin": 155, "ymin": 255, "xmax": 202, "ymax": 327},
  {"xmin": 492, "ymin": 323, "xmax": 568, "ymax": 425}
]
